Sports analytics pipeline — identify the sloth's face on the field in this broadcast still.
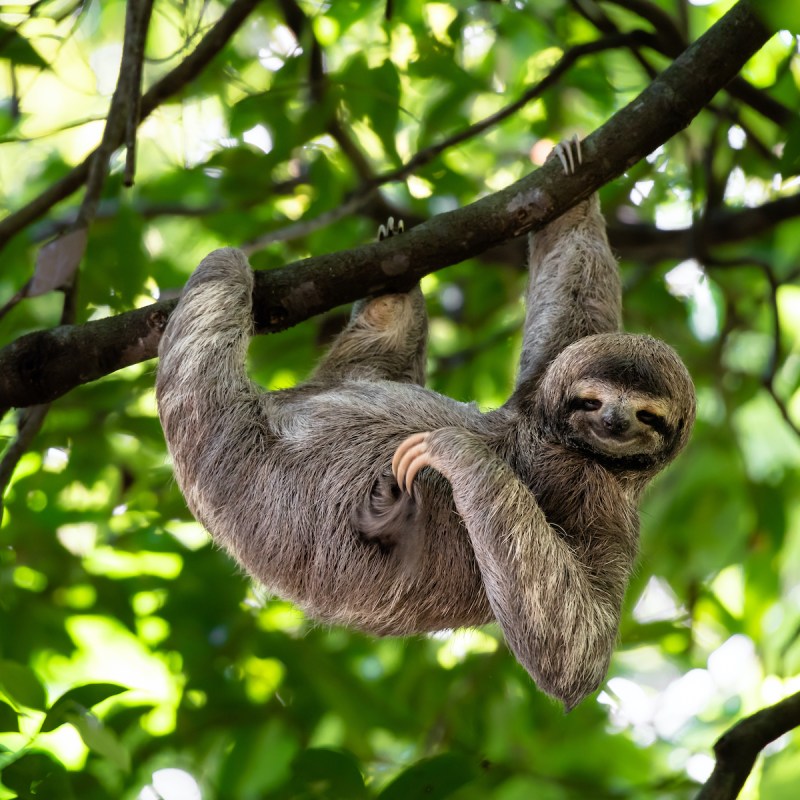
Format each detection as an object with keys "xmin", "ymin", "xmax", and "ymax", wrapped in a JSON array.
[{"xmin": 565, "ymin": 378, "xmax": 674, "ymax": 461}]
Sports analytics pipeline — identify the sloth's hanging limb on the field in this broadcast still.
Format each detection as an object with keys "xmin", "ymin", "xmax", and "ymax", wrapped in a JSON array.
[{"xmin": 0, "ymin": 0, "xmax": 772, "ymax": 412}]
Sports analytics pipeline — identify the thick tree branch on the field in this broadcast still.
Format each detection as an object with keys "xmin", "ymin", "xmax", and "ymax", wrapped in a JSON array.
[
  {"xmin": 696, "ymin": 690, "xmax": 800, "ymax": 800},
  {"xmin": 0, "ymin": 0, "xmax": 262, "ymax": 251},
  {"xmin": 0, "ymin": 0, "xmax": 773, "ymax": 410}
]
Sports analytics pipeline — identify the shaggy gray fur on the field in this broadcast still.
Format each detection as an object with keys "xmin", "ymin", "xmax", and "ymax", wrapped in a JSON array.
[{"xmin": 157, "ymin": 167, "xmax": 695, "ymax": 710}]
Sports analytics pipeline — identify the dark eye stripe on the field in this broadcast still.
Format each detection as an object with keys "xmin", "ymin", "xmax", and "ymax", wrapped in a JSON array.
[
  {"xmin": 570, "ymin": 397, "xmax": 602, "ymax": 412},
  {"xmin": 637, "ymin": 410, "xmax": 669, "ymax": 435}
]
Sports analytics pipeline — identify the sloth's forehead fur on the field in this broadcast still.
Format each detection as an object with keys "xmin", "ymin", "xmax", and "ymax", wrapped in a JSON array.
[
  {"xmin": 560, "ymin": 333, "xmax": 691, "ymax": 404},
  {"xmin": 580, "ymin": 353, "xmax": 674, "ymax": 399}
]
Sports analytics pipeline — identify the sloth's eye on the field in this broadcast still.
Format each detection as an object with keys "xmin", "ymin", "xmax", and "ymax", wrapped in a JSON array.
[
  {"xmin": 572, "ymin": 397, "xmax": 602, "ymax": 411},
  {"xmin": 636, "ymin": 410, "xmax": 663, "ymax": 427}
]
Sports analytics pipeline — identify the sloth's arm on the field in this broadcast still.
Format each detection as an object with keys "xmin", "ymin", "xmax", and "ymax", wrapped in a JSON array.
[
  {"xmin": 516, "ymin": 139, "xmax": 622, "ymax": 391},
  {"xmin": 393, "ymin": 428, "xmax": 626, "ymax": 710}
]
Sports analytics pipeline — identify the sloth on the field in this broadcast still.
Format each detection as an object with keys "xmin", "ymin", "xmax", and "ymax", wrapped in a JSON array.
[{"xmin": 156, "ymin": 139, "xmax": 695, "ymax": 710}]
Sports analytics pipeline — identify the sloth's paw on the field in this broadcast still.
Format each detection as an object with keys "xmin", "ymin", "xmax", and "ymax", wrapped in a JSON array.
[
  {"xmin": 392, "ymin": 432, "xmax": 435, "ymax": 494},
  {"xmin": 550, "ymin": 134, "xmax": 583, "ymax": 176},
  {"xmin": 377, "ymin": 216, "xmax": 405, "ymax": 241}
]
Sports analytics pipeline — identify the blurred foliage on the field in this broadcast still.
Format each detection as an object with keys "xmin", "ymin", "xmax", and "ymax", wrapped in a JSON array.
[{"xmin": 0, "ymin": 0, "xmax": 799, "ymax": 798}]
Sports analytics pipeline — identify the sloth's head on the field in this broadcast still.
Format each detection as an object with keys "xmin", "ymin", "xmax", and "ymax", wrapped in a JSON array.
[{"xmin": 539, "ymin": 333, "xmax": 696, "ymax": 471}]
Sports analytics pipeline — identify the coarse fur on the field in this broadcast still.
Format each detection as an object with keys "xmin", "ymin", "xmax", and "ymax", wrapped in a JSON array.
[{"xmin": 156, "ymin": 144, "xmax": 696, "ymax": 710}]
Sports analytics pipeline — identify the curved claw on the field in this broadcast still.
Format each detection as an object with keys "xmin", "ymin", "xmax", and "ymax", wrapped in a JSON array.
[
  {"xmin": 392, "ymin": 432, "xmax": 433, "ymax": 493},
  {"xmin": 377, "ymin": 216, "xmax": 406, "ymax": 241},
  {"xmin": 552, "ymin": 134, "xmax": 583, "ymax": 176}
]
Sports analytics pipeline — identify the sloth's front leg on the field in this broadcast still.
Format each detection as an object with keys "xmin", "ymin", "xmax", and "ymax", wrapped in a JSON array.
[{"xmin": 391, "ymin": 427, "xmax": 617, "ymax": 710}]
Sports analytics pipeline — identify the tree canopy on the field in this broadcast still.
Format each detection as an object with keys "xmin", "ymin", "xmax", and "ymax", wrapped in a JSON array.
[{"xmin": 1, "ymin": 1, "xmax": 799, "ymax": 798}]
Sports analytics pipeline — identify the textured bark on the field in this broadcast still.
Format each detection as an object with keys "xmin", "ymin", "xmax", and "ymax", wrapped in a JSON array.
[
  {"xmin": 0, "ymin": 0, "xmax": 773, "ymax": 410},
  {"xmin": 696, "ymin": 690, "xmax": 800, "ymax": 800}
]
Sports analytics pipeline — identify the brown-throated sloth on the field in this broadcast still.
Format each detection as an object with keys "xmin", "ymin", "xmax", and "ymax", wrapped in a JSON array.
[{"xmin": 156, "ymin": 139, "xmax": 695, "ymax": 710}]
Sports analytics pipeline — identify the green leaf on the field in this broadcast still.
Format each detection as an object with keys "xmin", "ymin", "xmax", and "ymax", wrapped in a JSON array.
[
  {"xmin": 281, "ymin": 748, "xmax": 367, "ymax": 799},
  {"xmin": 68, "ymin": 712, "xmax": 131, "ymax": 771},
  {"xmin": 377, "ymin": 753, "xmax": 479, "ymax": 800},
  {"xmin": 751, "ymin": 0, "xmax": 800, "ymax": 33},
  {"xmin": 1, "ymin": 751, "xmax": 74, "ymax": 800},
  {"xmin": 0, "ymin": 23, "xmax": 48, "ymax": 68},
  {"xmin": 41, "ymin": 682, "xmax": 128, "ymax": 733},
  {"xmin": 0, "ymin": 699, "xmax": 19, "ymax": 732},
  {"xmin": 338, "ymin": 56, "xmax": 401, "ymax": 159},
  {"xmin": 366, "ymin": 60, "xmax": 401, "ymax": 158},
  {"xmin": 0, "ymin": 661, "xmax": 46, "ymax": 710},
  {"xmin": 779, "ymin": 117, "xmax": 800, "ymax": 178}
]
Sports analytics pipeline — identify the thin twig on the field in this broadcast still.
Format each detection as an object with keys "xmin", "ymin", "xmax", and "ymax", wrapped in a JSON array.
[
  {"xmin": 372, "ymin": 31, "xmax": 656, "ymax": 189},
  {"xmin": 245, "ymin": 30, "xmax": 655, "ymax": 253},
  {"xmin": 0, "ymin": 0, "xmax": 156, "ymax": 512},
  {"xmin": 0, "ymin": 405, "xmax": 50, "ymax": 521},
  {"xmin": 599, "ymin": 0, "xmax": 792, "ymax": 125},
  {"xmin": 124, "ymin": 0, "xmax": 155, "ymax": 187},
  {"xmin": 0, "ymin": 285, "xmax": 28, "ymax": 324},
  {"xmin": 0, "ymin": 0, "xmax": 262, "ymax": 251},
  {"xmin": 241, "ymin": 190, "xmax": 380, "ymax": 255},
  {"xmin": 705, "ymin": 255, "xmax": 800, "ymax": 438}
]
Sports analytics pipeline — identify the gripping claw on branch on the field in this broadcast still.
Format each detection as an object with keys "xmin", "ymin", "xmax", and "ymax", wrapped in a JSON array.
[
  {"xmin": 378, "ymin": 217, "xmax": 405, "ymax": 241},
  {"xmin": 552, "ymin": 134, "xmax": 583, "ymax": 176}
]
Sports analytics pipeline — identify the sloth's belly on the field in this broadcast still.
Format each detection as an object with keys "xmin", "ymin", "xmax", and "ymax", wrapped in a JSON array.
[{"xmin": 191, "ymin": 380, "xmax": 497, "ymax": 636}]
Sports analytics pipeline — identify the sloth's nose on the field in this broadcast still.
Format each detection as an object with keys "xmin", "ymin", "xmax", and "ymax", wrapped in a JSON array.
[{"xmin": 603, "ymin": 412, "xmax": 630, "ymax": 434}]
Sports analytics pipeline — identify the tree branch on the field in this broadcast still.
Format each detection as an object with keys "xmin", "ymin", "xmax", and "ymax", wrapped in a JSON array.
[
  {"xmin": 0, "ymin": 0, "xmax": 773, "ymax": 410},
  {"xmin": 243, "ymin": 30, "xmax": 655, "ymax": 254},
  {"xmin": 601, "ymin": 0, "xmax": 792, "ymax": 126},
  {"xmin": 696, "ymin": 690, "xmax": 800, "ymax": 800},
  {"xmin": 607, "ymin": 193, "xmax": 800, "ymax": 263}
]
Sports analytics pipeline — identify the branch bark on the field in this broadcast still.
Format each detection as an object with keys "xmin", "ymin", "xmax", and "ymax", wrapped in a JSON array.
[
  {"xmin": 0, "ymin": 0, "xmax": 773, "ymax": 411},
  {"xmin": 696, "ymin": 690, "xmax": 800, "ymax": 800}
]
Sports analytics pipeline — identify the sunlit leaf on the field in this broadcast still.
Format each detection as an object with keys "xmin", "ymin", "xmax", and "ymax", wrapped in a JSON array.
[
  {"xmin": 40, "ymin": 682, "xmax": 128, "ymax": 733},
  {"xmin": 0, "ymin": 24, "xmax": 48, "ymax": 68},
  {"xmin": 0, "ymin": 662, "xmax": 46, "ymax": 711}
]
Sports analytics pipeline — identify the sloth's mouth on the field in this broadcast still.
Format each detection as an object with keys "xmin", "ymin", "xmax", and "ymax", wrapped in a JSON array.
[
  {"xmin": 570, "ymin": 432, "xmax": 659, "ymax": 472},
  {"xmin": 586, "ymin": 427, "xmax": 643, "ymax": 454}
]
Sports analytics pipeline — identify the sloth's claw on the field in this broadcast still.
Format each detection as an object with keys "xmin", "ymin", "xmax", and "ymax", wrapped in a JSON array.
[
  {"xmin": 551, "ymin": 134, "xmax": 583, "ymax": 176},
  {"xmin": 392, "ymin": 432, "xmax": 433, "ymax": 494},
  {"xmin": 377, "ymin": 216, "xmax": 405, "ymax": 241}
]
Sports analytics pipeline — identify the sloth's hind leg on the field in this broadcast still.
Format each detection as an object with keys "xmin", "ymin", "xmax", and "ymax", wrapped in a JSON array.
[
  {"xmin": 311, "ymin": 220, "xmax": 428, "ymax": 386},
  {"xmin": 353, "ymin": 467, "xmax": 424, "ymax": 568}
]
